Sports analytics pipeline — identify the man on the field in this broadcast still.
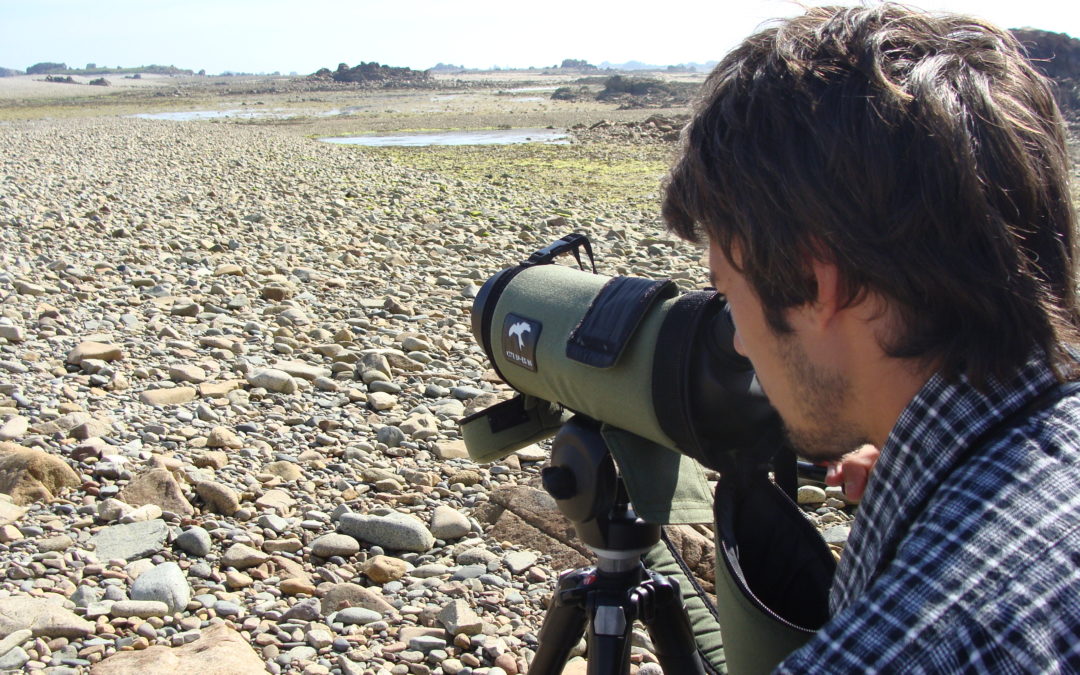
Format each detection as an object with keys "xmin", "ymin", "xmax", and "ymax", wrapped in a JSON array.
[{"xmin": 663, "ymin": 3, "xmax": 1080, "ymax": 672}]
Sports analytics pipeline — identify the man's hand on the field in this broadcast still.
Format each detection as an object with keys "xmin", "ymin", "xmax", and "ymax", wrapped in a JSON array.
[{"xmin": 825, "ymin": 444, "xmax": 881, "ymax": 502}]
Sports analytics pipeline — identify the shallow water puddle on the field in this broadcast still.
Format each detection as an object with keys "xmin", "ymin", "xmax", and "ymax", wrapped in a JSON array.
[{"xmin": 319, "ymin": 128, "xmax": 570, "ymax": 147}]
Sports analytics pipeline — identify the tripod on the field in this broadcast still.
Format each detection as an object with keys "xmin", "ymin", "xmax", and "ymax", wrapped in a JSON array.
[{"xmin": 528, "ymin": 416, "xmax": 708, "ymax": 675}]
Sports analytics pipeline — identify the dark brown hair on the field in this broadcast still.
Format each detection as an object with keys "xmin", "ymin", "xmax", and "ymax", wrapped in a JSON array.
[{"xmin": 663, "ymin": 3, "xmax": 1079, "ymax": 384}]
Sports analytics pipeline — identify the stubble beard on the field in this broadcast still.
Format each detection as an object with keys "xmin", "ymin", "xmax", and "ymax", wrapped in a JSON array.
[{"xmin": 776, "ymin": 335, "xmax": 869, "ymax": 463}]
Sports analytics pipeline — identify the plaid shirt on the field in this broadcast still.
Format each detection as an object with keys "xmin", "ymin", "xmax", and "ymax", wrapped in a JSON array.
[{"xmin": 778, "ymin": 356, "xmax": 1080, "ymax": 673}]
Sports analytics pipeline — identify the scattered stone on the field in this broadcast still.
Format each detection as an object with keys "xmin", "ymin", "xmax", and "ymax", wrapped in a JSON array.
[
  {"xmin": 130, "ymin": 561, "xmax": 191, "ymax": 613},
  {"xmin": 0, "ymin": 498, "xmax": 27, "ymax": 527},
  {"xmin": 195, "ymin": 481, "xmax": 240, "ymax": 516},
  {"xmin": 263, "ymin": 460, "xmax": 302, "ymax": 481},
  {"xmin": 336, "ymin": 607, "xmax": 382, "ymax": 626},
  {"xmin": 246, "ymin": 368, "xmax": 297, "ymax": 394},
  {"xmin": 221, "ymin": 543, "xmax": 269, "ymax": 569},
  {"xmin": 823, "ymin": 524, "xmax": 852, "ymax": 546},
  {"xmin": 361, "ymin": 555, "xmax": 409, "ymax": 583},
  {"xmin": 254, "ymin": 488, "xmax": 294, "ymax": 514},
  {"xmin": 797, "ymin": 485, "xmax": 827, "ymax": 506},
  {"xmin": 194, "ymin": 451, "xmax": 229, "ymax": 470},
  {"xmin": 38, "ymin": 533, "xmax": 75, "ymax": 552},
  {"xmin": 310, "ymin": 533, "xmax": 359, "ymax": 558},
  {"xmin": 273, "ymin": 360, "xmax": 331, "ymax": 381},
  {"xmin": 515, "ymin": 444, "xmax": 548, "ymax": 462},
  {"xmin": 213, "ymin": 263, "xmax": 243, "ymax": 276},
  {"xmin": 0, "ymin": 325, "xmax": 26, "ymax": 343},
  {"xmin": 139, "ymin": 387, "xmax": 197, "ymax": 406},
  {"xmin": 263, "ymin": 538, "xmax": 303, "ymax": 554},
  {"xmin": 110, "ymin": 600, "xmax": 170, "ymax": 618},
  {"xmin": 430, "ymin": 504, "xmax": 471, "ymax": 540},
  {"xmin": 0, "ymin": 524, "xmax": 22, "ymax": 543},
  {"xmin": 338, "ymin": 511, "xmax": 435, "ymax": 552},
  {"xmin": 168, "ymin": 364, "xmax": 207, "ymax": 384},
  {"xmin": 0, "ymin": 628, "xmax": 32, "ymax": 662},
  {"xmin": 0, "ymin": 416, "xmax": 29, "ymax": 441},
  {"xmin": 66, "ymin": 341, "xmax": 123, "ymax": 365},
  {"xmin": 280, "ymin": 577, "xmax": 317, "ymax": 596},
  {"xmin": 0, "ymin": 442, "xmax": 81, "ymax": 505},
  {"xmin": 320, "ymin": 583, "xmax": 396, "ymax": 615},
  {"xmin": 438, "ymin": 599, "xmax": 485, "ymax": 637},
  {"xmin": 503, "ymin": 551, "xmax": 539, "ymax": 574},
  {"xmin": 88, "ymin": 519, "xmax": 170, "ymax": 562},
  {"xmin": 198, "ymin": 380, "xmax": 243, "ymax": 398},
  {"xmin": 433, "ymin": 440, "xmax": 470, "ymax": 460},
  {"xmin": 367, "ymin": 391, "xmax": 397, "ymax": 410},
  {"xmin": 0, "ymin": 646, "xmax": 28, "ymax": 671},
  {"xmin": 205, "ymin": 426, "xmax": 242, "ymax": 449}
]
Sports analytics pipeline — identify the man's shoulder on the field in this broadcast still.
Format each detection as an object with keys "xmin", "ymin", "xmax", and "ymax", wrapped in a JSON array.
[
  {"xmin": 970, "ymin": 381, "xmax": 1080, "ymax": 477},
  {"xmin": 910, "ymin": 384, "xmax": 1080, "ymax": 615},
  {"xmin": 930, "ymin": 380, "xmax": 1080, "ymax": 525}
]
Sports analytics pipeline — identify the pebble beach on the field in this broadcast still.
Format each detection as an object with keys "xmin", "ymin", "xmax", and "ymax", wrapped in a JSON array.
[{"xmin": 7, "ymin": 68, "xmax": 1071, "ymax": 674}]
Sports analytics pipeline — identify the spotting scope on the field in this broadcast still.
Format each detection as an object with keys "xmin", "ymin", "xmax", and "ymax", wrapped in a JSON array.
[{"xmin": 460, "ymin": 233, "xmax": 783, "ymax": 469}]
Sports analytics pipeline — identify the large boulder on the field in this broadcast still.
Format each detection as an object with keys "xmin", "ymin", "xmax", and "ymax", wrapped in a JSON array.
[
  {"xmin": 0, "ymin": 442, "xmax": 80, "ymax": 505},
  {"xmin": 89, "ymin": 623, "xmax": 266, "ymax": 674},
  {"xmin": 0, "ymin": 596, "xmax": 94, "ymax": 639},
  {"xmin": 117, "ymin": 468, "xmax": 194, "ymax": 516}
]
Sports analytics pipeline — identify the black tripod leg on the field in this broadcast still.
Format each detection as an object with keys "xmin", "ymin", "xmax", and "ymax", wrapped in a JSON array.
[
  {"xmin": 634, "ymin": 571, "xmax": 708, "ymax": 675},
  {"xmin": 530, "ymin": 568, "xmax": 591, "ymax": 674},
  {"xmin": 585, "ymin": 598, "xmax": 633, "ymax": 675}
]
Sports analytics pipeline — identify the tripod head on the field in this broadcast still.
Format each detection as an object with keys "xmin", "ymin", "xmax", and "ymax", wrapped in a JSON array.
[
  {"xmin": 541, "ymin": 416, "xmax": 661, "ymax": 571},
  {"xmin": 531, "ymin": 415, "xmax": 713, "ymax": 674}
]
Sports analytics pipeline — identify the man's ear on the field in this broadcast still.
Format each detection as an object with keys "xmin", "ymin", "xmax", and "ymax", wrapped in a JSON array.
[{"xmin": 806, "ymin": 257, "xmax": 843, "ymax": 330}]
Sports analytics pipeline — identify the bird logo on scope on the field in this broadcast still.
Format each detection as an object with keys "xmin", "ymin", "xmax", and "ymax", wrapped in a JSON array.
[
  {"xmin": 508, "ymin": 321, "xmax": 531, "ymax": 350},
  {"xmin": 503, "ymin": 313, "xmax": 540, "ymax": 372}
]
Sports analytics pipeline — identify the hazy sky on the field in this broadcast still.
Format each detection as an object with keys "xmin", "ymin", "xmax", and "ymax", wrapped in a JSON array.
[{"xmin": 1, "ymin": 0, "xmax": 1078, "ymax": 75}]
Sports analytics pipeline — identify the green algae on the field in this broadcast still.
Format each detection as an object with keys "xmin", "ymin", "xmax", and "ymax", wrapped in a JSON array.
[{"xmin": 353, "ymin": 141, "xmax": 675, "ymax": 206}]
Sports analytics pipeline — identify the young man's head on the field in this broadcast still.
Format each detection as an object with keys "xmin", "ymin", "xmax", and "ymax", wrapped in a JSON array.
[{"xmin": 664, "ymin": 3, "xmax": 1079, "ymax": 387}]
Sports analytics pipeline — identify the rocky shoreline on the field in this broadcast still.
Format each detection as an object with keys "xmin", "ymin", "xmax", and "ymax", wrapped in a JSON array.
[{"xmin": 0, "ymin": 114, "xmax": 853, "ymax": 675}]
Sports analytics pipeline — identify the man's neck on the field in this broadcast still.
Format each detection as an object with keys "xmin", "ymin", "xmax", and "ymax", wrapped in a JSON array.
[{"xmin": 851, "ymin": 354, "xmax": 937, "ymax": 448}]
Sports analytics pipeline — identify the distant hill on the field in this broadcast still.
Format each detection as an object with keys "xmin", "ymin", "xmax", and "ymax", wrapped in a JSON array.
[
  {"xmin": 429, "ymin": 63, "xmax": 466, "ymax": 72},
  {"xmin": 0, "ymin": 67, "xmax": 23, "ymax": 77},
  {"xmin": 600, "ymin": 60, "xmax": 718, "ymax": 72}
]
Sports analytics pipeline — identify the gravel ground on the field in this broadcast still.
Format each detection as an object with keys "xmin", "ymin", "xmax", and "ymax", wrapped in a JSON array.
[
  {"xmin": 10, "ymin": 93, "xmax": 1071, "ymax": 674},
  {"xmin": 1, "ymin": 114, "xmax": 839, "ymax": 675}
]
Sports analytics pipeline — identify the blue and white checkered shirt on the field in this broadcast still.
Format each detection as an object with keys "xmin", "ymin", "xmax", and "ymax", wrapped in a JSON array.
[{"xmin": 778, "ymin": 356, "xmax": 1080, "ymax": 673}]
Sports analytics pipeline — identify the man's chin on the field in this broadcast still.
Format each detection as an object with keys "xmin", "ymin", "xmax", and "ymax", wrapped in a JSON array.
[{"xmin": 784, "ymin": 425, "xmax": 867, "ymax": 464}]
